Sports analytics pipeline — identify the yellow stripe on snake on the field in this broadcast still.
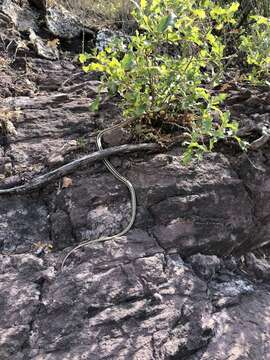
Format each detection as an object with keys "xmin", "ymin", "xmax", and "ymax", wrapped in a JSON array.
[{"xmin": 61, "ymin": 121, "xmax": 137, "ymax": 271}]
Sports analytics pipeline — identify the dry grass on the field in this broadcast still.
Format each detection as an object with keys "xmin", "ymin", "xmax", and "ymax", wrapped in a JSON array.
[{"xmin": 58, "ymin": 0, "xmax": 135, "ymax": 31}]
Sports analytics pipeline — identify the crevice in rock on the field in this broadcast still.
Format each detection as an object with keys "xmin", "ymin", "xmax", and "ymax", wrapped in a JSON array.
[
  {"xmin": 63, "ymin": 205, "xmax": 78, "ymax": 246},
  {"xmin": 19, "ymin": 276, "xmax": 47, "ymax": 357},
  {"xmin": 147, "ymin": 228, "xmax": 167, "ymax": 254},
  {"xmin": 43, "ymin": 197, "xmax": 53, "ymax": 245}
]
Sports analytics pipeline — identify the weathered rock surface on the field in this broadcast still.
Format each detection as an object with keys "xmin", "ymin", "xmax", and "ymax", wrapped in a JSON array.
[
  {"xmin": 2, "ymin": 248, "xmax": 270, "ymax": 360},
  {"xmin": 1, "ymin": 1, "xmax": 270, "ymax": 359}
]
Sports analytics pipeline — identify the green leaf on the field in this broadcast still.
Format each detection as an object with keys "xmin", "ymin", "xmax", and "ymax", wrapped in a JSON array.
[
  {"xmin": 108, "ymin": 81, "xmax": 118, "ymax": 96},
  {"xmin": 195, "ymin": 87, "xmax": 210, "ymax": 101},
  {"xmin": 157, "ymin": 13, "xmax": 176, "ymax": 33},
  {"xmin": 121, "ymin": 53, "xmax": 135, "ymax": 70},
  {"xmin": 109, "ymin": 57, "xmax": 121, "ymax": 69},
  {"xmin": 84, "ymin": 62, "xmax": 105, "ymax": 72},
  {"xmin": 211, "ymin": 93, "xmax": 227, "ymax": 105},
  {"xmin": 252, "ymin": 16, "xmax": 269, "ymax": 25},
  {"xmin": 167, "ymin": 32, "xmax": 180, "ymax": 42},
  {"xmin": 228, "ymin": 2, "xmax": 240, "ymax": 14},
  {"xmin": 217, "ymin": 93, "xmax": 228, "ymax": 102},
  {"xmin": 150, "ymin": 0, "xmax": 161, "ymax": 12},
  {"xmin": 89, "ymin": 97, "xmax": 100, "ymax": 112},
  {"xmin": 202, "ymin": 118, "xmax": 213, "ymax": 133},
  {"xmin": 209, "ymin": 138, "xmax": 217, "ymax": 151},
  {"xmin": 193, "ymin": 9, "xmax": 206, "ymax": 19},
  {"xmin": 206, "ymin": 32, "xmax": 216, "ymax": 46},
  {"xmin": 79, "ymin": 53, "xmax": 89, "ymax": 63},
  {"xmin": 140, "ymin": 0, "xmax": 147, "ymax": 10},
  {"xmin": 210, "ymin": 6, "xmax": 227, "ymax": 18},
  {"xmin": 182, "ymin": 149, "xmax": 193, "ymax": 165},
  {"xmin": 215, "ymin": 23, "xmax": 223, "ymax": 30}
]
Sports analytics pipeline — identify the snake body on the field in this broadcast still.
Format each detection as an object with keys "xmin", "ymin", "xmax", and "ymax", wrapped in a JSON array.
[{"xmin": 61, "ymin": 122, "xmax": 136, "ymax": 271}]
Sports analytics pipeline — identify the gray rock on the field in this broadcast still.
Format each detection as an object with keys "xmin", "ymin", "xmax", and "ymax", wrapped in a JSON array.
[
  {"xmin": 0, "ymin": 326, "xmax": 28, "ymax": 360},
  {"xmin": 189, "ymin": 253, "xmax": 221, "ymax": 280},
  {"xmin": 144, "ymin": 153, "xmax": 253, "ymax": 255},
  {"xmin": 245, "ymin": 252, "xmax": 270, "ymax": 281},
  {"xmin": 191, "ymin": 289, "xmax": 270, "ymax": 360},
  {"xmin": 29, "ymin": 29, "xmax": 59, "ymax": 60},
  {"xmin": 1, "ymin": 0, "xmax": 39, "ymax": 32},
  {"xmin": 46, "ymin": 4, "xmax": 82, "ymax": 39},
  {"xmin": 210, "ymin": 279, "xmax": 254, "ymax": 309},
  {"xmin": 0, "ymin": 197, "xmax": 50, "ymax": 253},
  {"xmin": 96, "ymin": 29, "xmax": 129, "ymax": 52}
]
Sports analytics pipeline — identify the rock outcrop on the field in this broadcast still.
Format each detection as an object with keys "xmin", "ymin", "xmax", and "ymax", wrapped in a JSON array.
[{"xmin": 1, "ymin": 1, "xmax": 270, "ymax": 359}]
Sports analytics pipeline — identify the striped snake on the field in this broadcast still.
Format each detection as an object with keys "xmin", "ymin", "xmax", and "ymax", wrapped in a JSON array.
[{"xmin": 61, "ymin": 121, "xmax": 136, "ymax": 271}]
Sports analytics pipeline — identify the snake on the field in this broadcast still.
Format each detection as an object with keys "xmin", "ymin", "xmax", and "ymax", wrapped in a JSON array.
[{"xmin": 61, "ymin": 121, "xmax": 136, "ymax": 271}]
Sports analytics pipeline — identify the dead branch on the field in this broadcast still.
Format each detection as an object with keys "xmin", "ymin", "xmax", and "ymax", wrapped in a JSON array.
[{"xmin": 0, "ymin": 143, "xmax": 159, "ymax": 195}]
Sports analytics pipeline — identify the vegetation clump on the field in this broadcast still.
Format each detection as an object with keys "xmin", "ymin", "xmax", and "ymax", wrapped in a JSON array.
[{"xmin": 80, "ymin": 0, "xmax": 270, "ymax": 162}]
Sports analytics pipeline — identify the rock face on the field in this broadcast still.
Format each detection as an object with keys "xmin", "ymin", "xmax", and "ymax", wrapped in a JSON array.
[
  {"xmin": 1, "ymin": 1, "xmax": 270, "ymax": 359},
  {"xmin": 2, "ymin": 249, "xmax": 270, "ymax": 360}
]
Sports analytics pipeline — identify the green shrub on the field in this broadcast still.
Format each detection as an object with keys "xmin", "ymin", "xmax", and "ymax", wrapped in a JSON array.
[
  {"xmin": 240, "ymin": 15, "xmax": 270, "ymax": 83},
  {"xmin": 80, "ymin": 0, "xmax": 269, "ymax": 161}
]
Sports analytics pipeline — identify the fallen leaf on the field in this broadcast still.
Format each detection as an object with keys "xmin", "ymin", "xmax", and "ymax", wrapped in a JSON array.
[
  {"xmin": 62, "ymin": 176, "xmax": 73, "ymax": 188},
  {"xmin": 47, "ymin": 38, "xmax": 60, "ymax": 48}
]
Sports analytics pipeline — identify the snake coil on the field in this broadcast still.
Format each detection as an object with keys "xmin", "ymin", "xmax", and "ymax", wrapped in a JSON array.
[{"xmin": 61, "ymin": 123, "xmax": 136, "ymax": 271}]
